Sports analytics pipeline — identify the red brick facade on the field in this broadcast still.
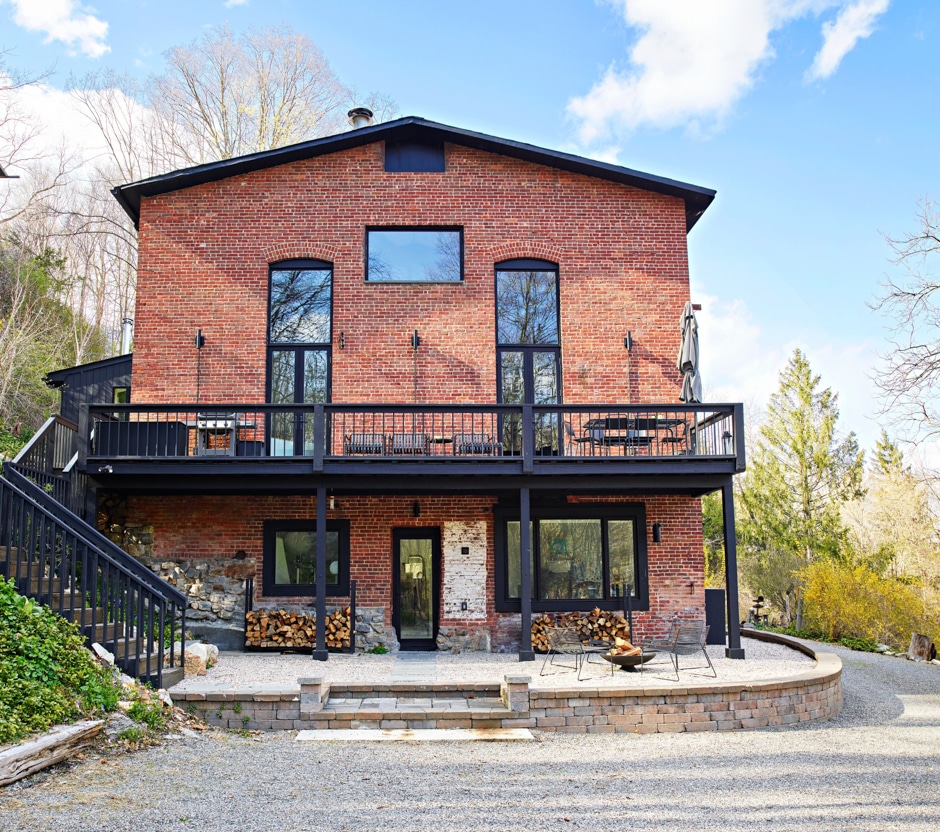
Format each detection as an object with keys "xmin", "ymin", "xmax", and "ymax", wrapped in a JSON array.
[
  {"xmin": 132, "ymin": 142, "xmax": 689, "ymax": 406},
  {"xmin": 124, "ymin": 130, "xmax": 709, "ymax": 650}
]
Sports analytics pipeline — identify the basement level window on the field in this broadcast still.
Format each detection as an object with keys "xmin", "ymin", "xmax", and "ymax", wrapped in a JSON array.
[
  {"xmin": 366, "ymin": 228, "xmax": 463, "ymax": 283},
  {"xmin": 262, "ymin": 520, "xmax": 350, "ymax": 597}
]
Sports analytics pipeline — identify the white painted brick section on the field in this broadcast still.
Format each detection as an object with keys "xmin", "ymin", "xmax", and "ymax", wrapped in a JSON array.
[{"xmin": 442, "ymin": 521, "xmax": 487, "ymax": 620}]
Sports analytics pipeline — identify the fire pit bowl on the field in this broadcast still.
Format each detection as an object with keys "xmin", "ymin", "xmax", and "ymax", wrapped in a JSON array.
[{"xmin": 603, "ymin": 651, "xmax": 657, "ymax": 671}]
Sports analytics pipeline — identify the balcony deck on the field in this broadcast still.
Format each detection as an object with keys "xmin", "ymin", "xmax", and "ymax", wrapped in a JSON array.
[{"xmin": 79, "ymin": 403, "xmax": 745, "ymax": 495}]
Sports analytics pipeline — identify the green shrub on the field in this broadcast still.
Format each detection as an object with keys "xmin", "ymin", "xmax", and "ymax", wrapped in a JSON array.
[
  {"xmin": 366, "ymin": 645, "xmax": 388, "ymax": 655},
  {"xmin": 801, "ymin": 560, "xmax": 929, "ymax": 650},
  {"xmin": 838, "ymin": 635, "xmax": 880, "ymax": 652},
  {"xmin": 126, "ymin": 697, "xmax": 167, "ymax": 731},
  {"xmin": 0, "ymin": 576, "xmax": 119, "ymax": 744}
]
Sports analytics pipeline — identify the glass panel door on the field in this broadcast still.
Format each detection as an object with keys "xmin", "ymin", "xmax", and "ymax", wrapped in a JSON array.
[
  {"xmin": 269, "ymin": 348, "xmax": 328, "ymax": 456},
  {"xmin": 393, "ymin": 528, "xmax": 441, "ymax": 650},
  {"xmin": 497, "ymin": 348, "xmax": 560, "ymax": 455}
]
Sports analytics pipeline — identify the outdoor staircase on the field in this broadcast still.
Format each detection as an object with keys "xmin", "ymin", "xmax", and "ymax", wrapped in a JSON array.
[
  {"xmin": 1, "ymin": 415, "xmax": 187, "ymax": 689},
  {"xmin": 0, "ymin": 544, "xmax": 184, "ymax": 686}
]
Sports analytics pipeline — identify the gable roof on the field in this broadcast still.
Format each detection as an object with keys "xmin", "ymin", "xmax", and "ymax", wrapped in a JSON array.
[{"xmin": 112, "ymin": 116, "xmax": 715, "ymax": 231}]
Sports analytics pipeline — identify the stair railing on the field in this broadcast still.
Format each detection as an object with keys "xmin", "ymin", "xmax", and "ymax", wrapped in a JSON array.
[{"xmin": 1, "ymin": 465, "xmax": 187, "ymax": 688}]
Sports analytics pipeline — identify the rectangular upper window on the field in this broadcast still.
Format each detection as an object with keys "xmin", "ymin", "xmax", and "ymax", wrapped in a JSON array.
[{"xmin": 366, "ymin": 228, "xmax": 463, "ymax": 283}]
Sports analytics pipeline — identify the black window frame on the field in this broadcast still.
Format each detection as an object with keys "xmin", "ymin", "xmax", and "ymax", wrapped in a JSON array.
[
  {"xmin": 365, "ymin": 226, "xmax": 464, "ymax": 283},
  {"xmin": 493, "ymin": 502, "xmax": 648, "ymax": 613},
  {"xmin": 262, "ymin": 519, "xmax": 351, "ymax": 597}
]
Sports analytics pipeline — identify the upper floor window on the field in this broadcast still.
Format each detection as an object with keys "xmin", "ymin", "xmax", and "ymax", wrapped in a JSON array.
[
  {"xmin": 269, "ymin": 260, "xmax": 332, "ymax": 344},
  {"xmin": 366, "ymin": 228, "xmax": 462, "ymax": 283},
  {"xmin": 495, "ymin": 260, "xmax": 559, "ymax": 345}
]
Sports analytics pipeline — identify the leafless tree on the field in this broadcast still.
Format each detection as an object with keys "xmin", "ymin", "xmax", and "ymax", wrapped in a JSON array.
[
  {"xmin": 872, "ymin": 198, "xmax": 940, "ymax": 443},
  {"xmin": 0, "ymin": 55, "xmax": 74, "ymax": 226},
  {"xmin": 147, "ymin": 24, "xmax": 365, "ymax": 167}
]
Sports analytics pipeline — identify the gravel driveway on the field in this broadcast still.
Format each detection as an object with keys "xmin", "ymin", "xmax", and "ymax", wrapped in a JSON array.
[{"xmin": 2, "ymin": 643, "xmax": 938, "ymax": 832}]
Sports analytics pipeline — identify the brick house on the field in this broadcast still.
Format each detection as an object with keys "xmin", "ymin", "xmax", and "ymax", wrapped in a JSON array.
[{"xmin": 73, "ymin": 114, "xmax": 745, "ymax": 659}]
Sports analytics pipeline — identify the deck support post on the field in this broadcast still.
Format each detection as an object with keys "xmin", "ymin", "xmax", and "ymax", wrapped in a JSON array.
[
  {"xmin": 722, "ymin": 479, "xmax": 745, "ymax": 659},
  {"xmin": 312, "ymin": 485, "xmax": 328, "ymax": 661},
  {"xmin": 518, "ymin": 486, "xmax": 534, "ymax": 661}
]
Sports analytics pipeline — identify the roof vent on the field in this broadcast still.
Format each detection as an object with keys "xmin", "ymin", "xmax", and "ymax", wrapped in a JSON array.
[{"xmin": 347, "ymin": 107, "xmax": 374, "ymax": 129}]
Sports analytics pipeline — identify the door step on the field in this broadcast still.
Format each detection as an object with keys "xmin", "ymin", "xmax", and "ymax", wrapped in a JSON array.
[{"xmin": 296, "ymin": 728, "xmax": 535, "ymax": 742}]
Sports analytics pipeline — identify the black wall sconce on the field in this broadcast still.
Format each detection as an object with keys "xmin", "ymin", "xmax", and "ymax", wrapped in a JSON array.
[
  {"xmin": 234, "ymin": 549, "xmax": 247, "ymax": 560},
  {"xmin": 652, "ymin": 522, "xmax": 662, "ymax": 543},
  {"xmin": 411, "ymin": 329, "xmax": 421, "ymax": 350},
  {"xmin": 412, "ymin": 500, "xmax": 421, "ymax": 518},
  {"xmin": 339, "ymin": 332, "xmax": 345, "ymax": 350},
  {"xmin": 624, "ymin": 331, "xmax": 633, "ymax": 352},
  {"xmin": 195, "ymin": 329, "xmax": 205, "ymax": 349}
]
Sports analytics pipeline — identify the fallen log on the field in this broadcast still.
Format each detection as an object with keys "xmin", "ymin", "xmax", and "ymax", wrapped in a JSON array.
[{"xmin": 0, "ymin": 720, "xmax": 104, "ymax": 786}]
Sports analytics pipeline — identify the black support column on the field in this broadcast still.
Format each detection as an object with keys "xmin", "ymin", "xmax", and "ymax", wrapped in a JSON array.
[
  {"xmin": 312, "ymin": 485, "xmax": 328, "ymax": 661},
  {"xmin": 722, "ymin": 480, "xmax": 745, "ymax": 659},
  {"xmin": 519, "ymin": 486, "xmax": 534, "ymax": 661}
]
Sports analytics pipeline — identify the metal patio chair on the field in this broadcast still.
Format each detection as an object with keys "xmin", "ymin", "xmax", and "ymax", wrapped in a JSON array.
[
  {"xmin": 539, "ymin": 626, "xmax": 609, "ymax": 681},
  {"xmin": 453, "ymin": 433, "xmax": 496, "ymax": 455},
  {"xmin": 655, "ymin": 621, "xmax": 716, "ymax": 681},
  {"xmin": 343, "ymin": 433, "xmax": 387, "ymax": 455},
  {"xmin": 390, "ymin": 432, "xmax": 429, "ymax": 455}
]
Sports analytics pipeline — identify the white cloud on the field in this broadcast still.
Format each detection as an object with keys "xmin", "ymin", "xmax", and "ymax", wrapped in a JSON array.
[
  {"xmin": 807, "ymin": 0, "xmax": 890, "ymax": 80},
  {"xmin": 8, "ymin": 0, "xmax": 109, "ymax": 59},
  {"xmin": 568, "ymin": 0, "xmax": 889, "ymax": 145},
  {"xmin": 693, "ymin": 282, "xmax": 882, "ymax": 453},
  {"xmin": 224, "ymin": 0, "xmax": 249, "ymax": 6}
]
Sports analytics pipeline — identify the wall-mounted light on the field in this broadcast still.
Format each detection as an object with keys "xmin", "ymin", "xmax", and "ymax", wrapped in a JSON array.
[
  {"xmin": 624, "ymin": 331, "xmax": 633, "ymax": 352},
  {"xmin": 234, "ymin": 549, "xmax": 247, "ymax": 560},
  {"xmin": 411, "ymin": 330, "xmax": 421, "ymax": 350},
  {"xmin": 195, "ymin": 329, "xmax": 205, "ymax": 349},
  {"xmin": 339, "ymin": 332, "xmax": 345, "ymax": 350},
  {"xmin": 652, "ymin": 522, "xmax": 662, "ymax": 543},
  {"xmin": 329, "ymin": 495, "xmax": 335, "ymax": 511},
  {"xmin": 412, "ymin": 500, "xmax": 421, "ymax": 518}
]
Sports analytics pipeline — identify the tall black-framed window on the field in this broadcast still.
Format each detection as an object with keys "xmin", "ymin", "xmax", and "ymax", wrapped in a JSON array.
[
  {"xmin": 495, "ymin": 259, "xmax": 562, "ymax": 454},
  {"xmin": 267, "ymin": 259, "xmax": 332, "ymax": 456},
  {"xmin": 262, "ymin": 519, "xmax": 350, "ymax": 597},
  {"xmin": 494, "ymin": 503, "xmax": 648, "ymax": 613},
  {"xmin": 366, "ymin": 227, "xmax": 463, "ymax": 282}
]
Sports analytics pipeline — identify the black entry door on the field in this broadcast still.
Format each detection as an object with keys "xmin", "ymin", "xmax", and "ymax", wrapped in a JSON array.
[{"xmin": 392, "ymin": 528, "xmax": 441, "ymax": 651}]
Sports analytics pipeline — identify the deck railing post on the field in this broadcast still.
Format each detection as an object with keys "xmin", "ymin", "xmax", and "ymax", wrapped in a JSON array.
[
  {"xmin": 518, "ymin": 486, "xmax": 534, "ymax": 661},
  {"xmin": 522, "ymin": 405, "xmax": 534, "ymax": 474}
]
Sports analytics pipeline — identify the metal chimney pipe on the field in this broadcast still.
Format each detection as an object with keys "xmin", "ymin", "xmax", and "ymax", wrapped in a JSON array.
[
  {"xmin": 347, "ymin": 107, "xmax": 374, "ymax": 129},
  {"xmin": 120, "ymin": 318, "xmax": 134, "ymax": 354}
]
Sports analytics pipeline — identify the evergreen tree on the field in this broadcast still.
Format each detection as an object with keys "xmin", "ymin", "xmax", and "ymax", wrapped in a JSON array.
[{"xmin": 738, "ymin": 349, "xmax": 864, "ymax": 626}]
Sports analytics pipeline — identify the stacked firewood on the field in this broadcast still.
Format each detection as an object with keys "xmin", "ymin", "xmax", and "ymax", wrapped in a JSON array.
[
  {"xmin": 245, "ymin": 607, "xmax": 351, "ymax": 650},
  {"xmin": 531, "ymin": 608, "xmax": 636, "ymax": 653}
]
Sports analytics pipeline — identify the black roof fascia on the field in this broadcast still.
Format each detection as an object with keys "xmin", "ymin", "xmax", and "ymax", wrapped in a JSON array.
[
  {"xmin": 43, "ymin": 353, "xmax": 132, "ymax": 388},
  {"xmin": 112, "ymin": 117, "xmax": 715, "ymax": 231}
]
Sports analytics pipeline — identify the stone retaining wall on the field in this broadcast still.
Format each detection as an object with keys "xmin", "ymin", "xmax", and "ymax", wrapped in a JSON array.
[{"xmin": 174, "ymin": 638, "xmax": 843, "ymax": 733}]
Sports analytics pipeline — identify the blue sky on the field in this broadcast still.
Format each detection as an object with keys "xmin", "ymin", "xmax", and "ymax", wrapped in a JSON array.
[{"xmin": 2, "ymin": 0, "xmax": 938, "ymax": 458}]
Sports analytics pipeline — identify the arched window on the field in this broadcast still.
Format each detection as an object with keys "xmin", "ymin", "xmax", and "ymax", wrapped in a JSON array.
[{"xmin": 267, "ymin": 259, "xmax": 332, "ymax": 456}]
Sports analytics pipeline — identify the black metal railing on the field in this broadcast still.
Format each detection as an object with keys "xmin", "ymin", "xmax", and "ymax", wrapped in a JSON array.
[
  {"xmin": 82, "ymin": 402, "xmax": 744, "ymax": 469},
  {"xmin": 0, "ymin": 464, "xmax": 187, "ymax": 687},
  {"xmin": 11, "ymin": 415, "xmax": 85, "ymax": 515}
]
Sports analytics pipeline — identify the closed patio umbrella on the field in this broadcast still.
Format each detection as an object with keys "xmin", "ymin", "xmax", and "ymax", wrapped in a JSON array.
[{"xmin": 677, "ymin": 301, "xmax": 702, "ymax": 403}]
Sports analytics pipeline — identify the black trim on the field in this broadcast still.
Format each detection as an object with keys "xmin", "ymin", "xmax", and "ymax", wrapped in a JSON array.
[
  {"xmin": 111, "ymin": 117, "xmax": 715, "ymax": 231},
  {"xmin": 262, "ymin": 519, "xmax": 350, "ymax": 597},
  {"xmin": 493, "ymin": 502, "xmax": 649, "ymax": 613}
]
